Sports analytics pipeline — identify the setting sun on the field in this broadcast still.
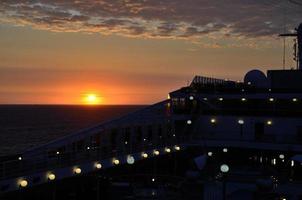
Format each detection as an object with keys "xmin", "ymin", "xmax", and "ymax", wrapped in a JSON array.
[{"xmin": 84, "ymin": 94, "xmax": 101, "ymax": 105}]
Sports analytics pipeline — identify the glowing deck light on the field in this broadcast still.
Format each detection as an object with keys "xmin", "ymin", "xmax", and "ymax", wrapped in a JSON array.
[
  {"xmin": 74, "ymin": 167, "xmax": 81, "ymax": 174},
  {"xmin": 165, "ymin": 148, "xmax": 171, "ymax": 153},
  {"xmin": 293, "ymin": 98, "xmax": 298, "ymax": 102},
  {"xmin": 187, "ymin": 120, "xmax": 192, "ymax": 125},
  {"xmin": 125, "ymin": 141, "xmax": 128, "ymax": 145},
  {"xmin": 86, "ymin": 146, "xmax": 90, "ymax": 150},
  {"xmin": 56, "ymin": 151, "xmax": 60, "ymax": 155},
  {"xmin": 207, "ymin": 152, "xmax": 213, "ymax": 157},
  {"xmin": 241, "ymin": 98, "xmax": 246, "ymax": 102},
  {"xmin": 247, "ymin": 82, "xmax": 251, "ymax": 85},
  {"xmin": 267, "ymin": 120, "xmax": 272, "ymax": 125},
  {"xmin": 48, "ymin": 173, "xmax": 56, "ymax": 181},
  {"xmin": 238, "ymin": 119, "xmax": 244, "ymax": 125},
  {"xmin": 113, "ymin": 159, "xmax": 120, "ymax": 165},
  {"xmin": 279, "ymin": 154, "xmax": 285, "ymax": 159},
  {"xmin": 174, "ymin": 145, "xmax": 181, "ymax": 151},
  {"xmin": 173, "ymin": 134, "xmax": 176, "ymax": 137},
  {"xmin": 19, "ymin": 179, "xmax": 28, "ymax": 188},
  {"xmin": 291, "ymin": 160, "xmax": 295, "ymax": 167},
  {"xmin": 260, "ymin": 156, "xmax": 263, "ymax": 163},
  {"xmin": 152, "ymin": 178, "xmax": 155, "ymax": 182},
  {"xmin": 127, "ymin": 155, "xmax": 135, "ymax": 165},
  {"xmin": 18, "ymin": 156, "xmax": 22, "ymax": 161},
  {"xmin": 218, "ymin": 97, "xmax": 224, "ymax": 101},
  {"xmin": 220, "ymin": 164, "xmax": 229, "ymax": 173},
  {"xmin": 95, "ymin": 163, "xmax": 102, "ymax": 169},
  {"xmin": 223, "ymin": 148, "xmax": 228, "ymax": 153},
  {"xmin": 269, "ymin": 98, "xmax": 274, "ymax": 102},
  {"xmin": 203, "ymin": 97, "xmax": 208, "ymax": 101},
  {"xmin": 142, "ymin": 152, "xmax": 148, "ymax": 158},
  {"xmin": 153, "ymin": 150, "xmax": 160, "ymax": 155},
  {"xmin": 272, "ymin": 158, "xmax": 276, "ymax": 165},
  {"xmin": 143, "ymin": 138, "xmax": 147, "ymax": 141},
  {"xmin": 210, "ymin": 118, "xmax": 216, "ymax": 124},
  {"xmin": 189, "ymin": 96, "xmax": 194, "ymax": 100}
]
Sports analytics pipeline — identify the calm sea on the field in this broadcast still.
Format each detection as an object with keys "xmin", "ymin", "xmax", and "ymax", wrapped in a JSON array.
[{"xmin": 0, "ymin": 105, "xmax": 145, "ymax": 156}]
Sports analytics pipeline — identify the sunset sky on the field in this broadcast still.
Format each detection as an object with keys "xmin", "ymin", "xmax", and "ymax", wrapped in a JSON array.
[{"xmin": 0, "ymin": 0, "xmax": 301, "ymax": 104}]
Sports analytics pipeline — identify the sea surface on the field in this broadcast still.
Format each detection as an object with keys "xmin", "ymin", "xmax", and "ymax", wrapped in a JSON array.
[{"xmin": 0, "ymin": 105, "xmax": 145, "ymax": 156}]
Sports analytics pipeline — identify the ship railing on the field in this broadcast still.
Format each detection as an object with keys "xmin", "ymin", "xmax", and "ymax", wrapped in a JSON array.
[{"xmin": 0, "ymin": 137, "xmax": 181, "ymax": 181}]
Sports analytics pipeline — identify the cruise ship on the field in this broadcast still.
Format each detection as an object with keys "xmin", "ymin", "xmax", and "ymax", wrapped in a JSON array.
[{"xmin": 1, "ymin": 23, "xmax": 302, "ymax": 200}]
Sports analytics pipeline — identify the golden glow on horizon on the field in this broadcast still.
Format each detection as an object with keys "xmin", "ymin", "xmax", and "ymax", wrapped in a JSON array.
[{"xmin": 84, "ymin": 93, "xmax": 101, "ymax": 105}]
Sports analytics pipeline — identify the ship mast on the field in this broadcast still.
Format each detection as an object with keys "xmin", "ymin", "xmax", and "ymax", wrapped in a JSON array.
[{"xmin": 279, "ymin": 23, "xmax": 302, "ymax": 70}]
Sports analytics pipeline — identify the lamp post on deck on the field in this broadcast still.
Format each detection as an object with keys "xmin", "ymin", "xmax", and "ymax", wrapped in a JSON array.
[{"xmin": 220, "ymin": 164, "xmax": 229, "ymax": 200}]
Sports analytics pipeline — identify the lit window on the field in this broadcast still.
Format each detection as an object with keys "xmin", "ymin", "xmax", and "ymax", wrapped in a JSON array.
[
  {"xmin": 95, "ymin": 163, "xmax": 102, "ymax": 169},
  {"xmin": 292, "ymin": 98, "xmax": 298, "ymax": 102},
  {"xmin": 189, "ymin": 96, "xmax": 194, "ymax": 100},
  {"xmin": 279, "ymin": 154, "xmax": 285, "ymax": 159},
  {"xmin": 203, "ymin": 97, "xmax": 208, "ymax": 101},
  {"xmin": 19, "ymin": 179, "xmax": 28, "ymax": 188},
  {"xmin": 74, "ymin": 167, "xmax": 81, "ymax": 174},
  {"xmin": 218, "ymin": 97, "xmax": 223, "ymax": 101},
  {"xmin": 187, "ymin": 120, "xmax": 192, "ymax": 125},
  {"xmin": 113, "ymin": 159, "xmax": 120, "ymax": 165},
  {"xmin": 241, "ymin": 98, "xmax": 246, "ymax": 102},
  {"xmin": 153, "ymin": 150, "xmax": 160, "ymax": 155},
  {"xmin": 267, "ymin": 120, "xmax": 272, "ymax": 125},
  {"xmin": 48, "ymin": 173, "xmax": 56, "ymax": 181},
  {"xmin": 174, "ymin": 145, "xmax": 181, "ymax": 151},
  {"xmin": 269, "ymin": 98, "xmax": 274, "ymax": 102},
  {"xmin": 127, "ymin": 155, "xmax": 135, "ymax": 165},
  {"xmin": 207, "ymin": 152, "xmax": 213, "ymax": 156},
  {"xmin": 165, "ymin": 148, "xmax": 171, "ymax": 153},
  {"xmin": 238, "ymin": 119, "xmax": 244, "ymax": 125},
  {"xmin": 210, "ymin": 118, "xmax": 216, "ymax": 124},
  {"xmin": 223, "ymin": 148, "xmax": 228, "ymax": 153}
]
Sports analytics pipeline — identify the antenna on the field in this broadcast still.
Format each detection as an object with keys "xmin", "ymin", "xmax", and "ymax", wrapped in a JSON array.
[{"xmin": 279, "ymin": 23, "xmax": 302, "ymax": 70}]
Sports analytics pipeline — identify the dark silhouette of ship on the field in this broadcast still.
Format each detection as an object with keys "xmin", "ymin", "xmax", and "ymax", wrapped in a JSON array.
[{"xmin": 1, "ymin": 23, "xmax": 302, "ymax": 200}]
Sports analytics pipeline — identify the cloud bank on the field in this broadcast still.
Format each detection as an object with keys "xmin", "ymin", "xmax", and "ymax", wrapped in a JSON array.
[{"xmin": 0, "ymin": 0, "xmax": 301, "ymax": 40}]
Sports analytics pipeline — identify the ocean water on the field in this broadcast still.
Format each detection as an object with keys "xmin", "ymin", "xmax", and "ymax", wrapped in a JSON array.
[{"xmin": 0, "ymin": 105, "xmax": 145, "ymax": 156}]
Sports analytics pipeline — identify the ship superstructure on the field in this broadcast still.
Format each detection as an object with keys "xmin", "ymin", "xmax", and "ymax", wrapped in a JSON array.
[{"xmin": 1, "ymin": 24, "xmax": 302, "ymax": 199}]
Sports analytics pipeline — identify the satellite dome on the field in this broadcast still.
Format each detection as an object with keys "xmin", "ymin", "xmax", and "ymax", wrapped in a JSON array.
[{"xmin": 244, "ymin": 69, "xmax": 268, "ymax": 88}]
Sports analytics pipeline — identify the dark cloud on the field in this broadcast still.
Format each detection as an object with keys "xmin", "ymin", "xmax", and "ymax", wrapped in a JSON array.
[{"xmin": 0, "ymin": 0, "xmax": 301, "ymax": 39}]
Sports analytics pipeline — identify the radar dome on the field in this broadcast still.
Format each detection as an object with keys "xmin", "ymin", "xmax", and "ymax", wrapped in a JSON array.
[{"xmin": 244, "ymin": 69, "xmax": 268, "ymax": 88}]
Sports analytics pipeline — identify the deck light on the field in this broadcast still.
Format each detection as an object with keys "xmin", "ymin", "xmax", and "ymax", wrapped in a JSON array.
[
  {"xmin": 165, "ymin": 148, "xmax": 171, "ymax": 153},
  {"xmin": 272, "ymin": 158, "xmax": 276, "ymax": 165},
  {"xmin": 127, "ymin": 155, "xmax": 135, "ymax": 165},
  {"xmin": 203, "ymin": 97, "xmax": 208, "ymax": 101},
  {"xmin": 279, "ymin": 154, "xmax": 285, "ymax": 159},
  {"xmin": 174, "ymin": 145, "xmax": 181, "ymax": 151},
  {"xmin": 238, "ymin": 119, "xmax": 244, "ymax": 125},
  {"xmin": 267, "ymin": 120, "xmax": 272, "ymax": 125},
  {"xmin": 56, "ymin": 151, "xmax": 60, "ymax": 155},
  {"xmin": 74, "ymin": 167, "xmax": 81, "ymax": 174},
  {"xmin": 86, "ymin": 146, "xmax": 90, "ymax": 150},
  {"xmin": 48, "ymin": 173, "xmax": 56, "ymax": 181},
  {"xmin": 247, "ymin": 82, "xmax": 251, "ymax": 85},
  {"xmin": 19, "ymin": 179, "xmax": 28, "ymax": 188},
  {"xmin": 113, "ymin": 159, "xmax": 120, "ymax": 165},
  {"xmin": 152, "ymin": 178, "xmax": 155, "ymax": 182},
  {"xmin": 143, "ymin": 138, "xmax": 147, "ymax": 141},
  {"xmin": 95, "ymin": 163, "xmax": 102, "ymax": 169},
  {"xmin": 189, "ymin": 96, "xmax": 194, "ymax": 100},
  {"xmin": 173, "ymin": 134, "xmax": 176, "ymax": 137},
  {"xmin": 210, "ymin": 118, "xmax": 216, "ymax": 124},
  {"xmin": 220, "ymin": 164, "xmax": 229, "ymax": 173},
  {"xmin": 241, "ymin": 98, "xmax": 246, "ymax": 102},
  {"xmin": 269, "ymin": 98, "xmax": 274, "ymax": 102},
  {"xmin": 223, "ymin": 148, "xmax": 228, "ymax": 153},
  {"xmin": 291, "ymin": 160, "xmax": 295, "ymax": 167},
  {"xmin": 142, "ymin": 152, "xmax": 148, "ymax": 158},
  {"xmin": 125, "ymin": 141, "xmax": 128, "ymax": 145},
  {"xmin": 293, "ymin": 98, "xmax": 298, "ymax": 102},
  {"xmin": 153, "ymin": 150, "xmax": 160, "ymax": 155},
  {"xmin": 18, "ymin": 156, "xmax": 22, "ymax": 161},
  {"xmin": 208, "ymin": 152, "xmax": 213, "ymax": 157},
  {"xmin": 218, "ymin": 97, "xmax": 224, "ymax": 101},
  {"xmin": 187, "ymin": 120, "xmax": 192, "ymax": 125}
]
